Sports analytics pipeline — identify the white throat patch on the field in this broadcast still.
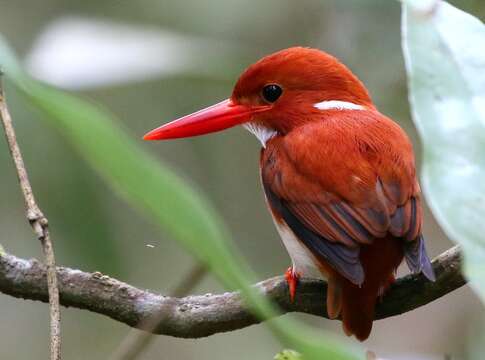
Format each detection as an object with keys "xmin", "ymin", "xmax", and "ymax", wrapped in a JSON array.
[
  {"xmin": 314, "ymin": 100, "xmax": 365, "ymax": 111},
  {"xmin": 243, "ymin": 122, "xmax": 278, "ymax": 148}
]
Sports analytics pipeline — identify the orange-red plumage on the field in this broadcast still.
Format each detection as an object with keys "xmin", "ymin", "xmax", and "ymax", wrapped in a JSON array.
[
  {"xmin": 144, "ymin": 47, "xmax": 435, "ymax": 341},
  {"xmin": 259, "ymin": 108, "xmax": 428, "ymax": 339}
]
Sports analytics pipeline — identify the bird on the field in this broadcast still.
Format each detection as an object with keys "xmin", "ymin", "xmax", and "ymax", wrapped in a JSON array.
[{"xmin": 144, "ymin": 47, "xmax": 435, "ymax": 341}]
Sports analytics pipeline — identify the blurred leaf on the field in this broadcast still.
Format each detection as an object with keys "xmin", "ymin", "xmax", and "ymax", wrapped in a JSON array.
[
  {"xmin": 402, "ymin": 0, "xmax": 485, "ymax": 300},
  {"xmin": 274, "ymin": 349, "xmax": 302, "ymax": 360},
  {"xmin": 0, "ymin": 34, "xmax": 361, "ymax": 359},
  {"xmin": 3, "ymin": 85, "xmax": 123, "ymax": 275},
  {"xmin": 25, "ymin": 17, "xmax": 254, "ymax": 90},
  {"xmin": 52, "ymin": 164, "xmax": 123, "ymax": 275}
]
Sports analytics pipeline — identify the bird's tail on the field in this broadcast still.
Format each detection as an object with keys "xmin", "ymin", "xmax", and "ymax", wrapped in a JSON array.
[
  {"xmin": 333, "ymin": 235, "xmax": 403, "ymax": 341},
  {"xmin": 340, "ymin": 280, "xmax": 380, "ymax": 341},
  {"xmin": 325, "ymin": 274, "xmax": 381, "ymax": 341}
]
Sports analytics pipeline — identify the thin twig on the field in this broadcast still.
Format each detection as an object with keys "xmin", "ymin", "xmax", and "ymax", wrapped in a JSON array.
[
  {"xmin": 0, "ymin": 75, "xmax": 61, "ymax": 360},
  {"xmin": 0, "ymin": 246, "xmax": 465, "ymax": 338},
  {"xmin": 110, "ymin": 263, "xmax": 207, "ymax": 360}
]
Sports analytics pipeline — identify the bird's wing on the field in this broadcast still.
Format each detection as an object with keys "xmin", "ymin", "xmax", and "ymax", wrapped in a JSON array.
[{"xmin": 261, "ymin": 114, "xmax": 426, "ymax": 285}]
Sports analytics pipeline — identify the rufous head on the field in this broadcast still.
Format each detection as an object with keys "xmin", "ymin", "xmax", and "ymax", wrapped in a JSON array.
[{"xmin": 144, "ymin": 47, "xmax": 373, "ymax": 141}]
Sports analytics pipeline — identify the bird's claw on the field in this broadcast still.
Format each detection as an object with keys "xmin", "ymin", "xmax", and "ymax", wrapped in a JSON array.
[{"xmin": 285, "ymin": 267, "xmax": 300, "ymax": 303}]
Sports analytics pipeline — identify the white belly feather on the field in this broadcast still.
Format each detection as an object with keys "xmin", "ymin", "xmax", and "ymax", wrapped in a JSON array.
[{"xmin": 272, "ymin": 216, "xmax": 326, "ymax": 280}]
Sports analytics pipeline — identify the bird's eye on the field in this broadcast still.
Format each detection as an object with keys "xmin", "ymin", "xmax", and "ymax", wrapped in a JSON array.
[{"xmin": 262, "ymin": 84, "xmax": 282, "ymax": 103}]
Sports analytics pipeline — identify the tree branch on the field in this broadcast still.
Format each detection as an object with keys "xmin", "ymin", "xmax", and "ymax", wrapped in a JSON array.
[
  {"xmin": 111, "ymin": 263, "xmax": 208, "ymax": 360},
  {"xmin": 0, "ymin": 76, "xmax": 61, "ymax": 359},
  {"xmin": 0, "ymin": 246, "xmax": 464, "ymax": 338}
]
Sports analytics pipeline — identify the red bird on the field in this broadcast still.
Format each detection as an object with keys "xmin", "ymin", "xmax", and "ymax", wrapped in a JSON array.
[{"xmin": 144, "ymin": 47, "xmax": 435, "ymax": 341}]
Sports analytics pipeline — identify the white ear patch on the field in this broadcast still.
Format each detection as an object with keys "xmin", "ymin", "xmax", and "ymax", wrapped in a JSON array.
[
  {"xmin": 314, "ymin": 100, "xmax": 365, "ymax": 111},
  {"xmin": 243, "ymin": 122, "xmax": 278, "ymax": 147}
]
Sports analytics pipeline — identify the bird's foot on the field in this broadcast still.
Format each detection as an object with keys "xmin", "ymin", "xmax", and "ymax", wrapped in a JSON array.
[{"xmin": 285, "ymin": 266, "xmax": 300, "ymax": 303}]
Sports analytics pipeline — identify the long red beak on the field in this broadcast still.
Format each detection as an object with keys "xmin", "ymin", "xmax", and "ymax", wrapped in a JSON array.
[{"xmin": 144, "ymin": 99, "xmax": 270, "ymax": 140}]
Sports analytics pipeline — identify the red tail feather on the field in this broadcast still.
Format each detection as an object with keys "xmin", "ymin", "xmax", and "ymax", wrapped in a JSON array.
[
  {"xmin": 337, "ymin": 236, "xmax": 404, "ymax": 341},
  {"xmin": 341, "ymin": 281, "xmax": 377, "ymax": 341}
]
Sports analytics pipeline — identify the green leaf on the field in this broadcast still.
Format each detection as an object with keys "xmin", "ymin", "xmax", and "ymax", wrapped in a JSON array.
[
  {"xmin": 0, "ymin": 35, "xmax": 361, "ymax": 359},
  {"xmin": 274, "ymin": 349, "xmax": 303, "ymax": 360},
  {"xmin": 402, "ymin": 0, "xmax": 485, "ymax": 300}
]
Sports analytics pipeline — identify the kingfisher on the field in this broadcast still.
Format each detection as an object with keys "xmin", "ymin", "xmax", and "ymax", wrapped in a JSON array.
[{"xmin": 144, "ymin": 47, "xmax": 435, "ymax": 341}]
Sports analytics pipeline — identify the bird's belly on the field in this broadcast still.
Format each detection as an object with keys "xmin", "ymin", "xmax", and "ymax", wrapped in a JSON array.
[{"xmin": 273, "ymin": 219, "xmax": 326, "ymax": 280}]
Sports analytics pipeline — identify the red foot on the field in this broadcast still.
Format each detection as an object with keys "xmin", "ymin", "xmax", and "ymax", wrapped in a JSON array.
[{"xmin": 285, "ymin": 267, "xmax": 300, "ymax": 303}]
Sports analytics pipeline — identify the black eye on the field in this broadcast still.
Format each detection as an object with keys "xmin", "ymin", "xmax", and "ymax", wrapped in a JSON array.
[{"xmin": 262, "ymin": 84, "xmax": 282, "ymax": 103}]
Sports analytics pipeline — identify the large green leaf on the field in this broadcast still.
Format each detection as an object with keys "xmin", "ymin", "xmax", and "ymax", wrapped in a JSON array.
[
  {"xmin": 0, "ymin": 35, "xmax": 361, "ymax": 359},
  {"xmin": 402, "ymin": 0, "xmax": 485, "ymax": 300}
]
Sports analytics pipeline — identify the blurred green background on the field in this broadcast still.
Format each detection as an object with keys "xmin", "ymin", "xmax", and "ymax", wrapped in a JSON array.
[{"xmin": 0, "ymin": 1, "xmax": 484, "ymax": 359}]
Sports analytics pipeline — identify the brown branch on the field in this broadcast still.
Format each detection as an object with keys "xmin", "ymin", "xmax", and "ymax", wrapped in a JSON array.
[
  {"xmin": 0, "ymin": 77, "xmax": 61, "ymax": 360},
  {"xmin": 0, "ymin": 246, "xmax": 464, "ymax": 339},
  {"xmin": 111, "ymin": 263, "xmax": 207, "ymax": 360}
]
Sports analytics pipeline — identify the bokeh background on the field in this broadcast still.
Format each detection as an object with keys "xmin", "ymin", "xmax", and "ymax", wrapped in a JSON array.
[{"xmin": 0, "ymin": 1, "xmax": 484, "ymax": 359}]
